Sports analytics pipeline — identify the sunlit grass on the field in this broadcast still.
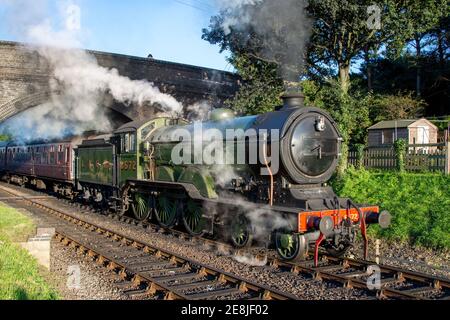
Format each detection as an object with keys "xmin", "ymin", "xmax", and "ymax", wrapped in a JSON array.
[
  {"xmin": 333, "ymin": 168, "xmax": 450, "ymax": 249},
  {"xmin": 0, "ymin": 204, "xmax": 59, "ymax": 300}
]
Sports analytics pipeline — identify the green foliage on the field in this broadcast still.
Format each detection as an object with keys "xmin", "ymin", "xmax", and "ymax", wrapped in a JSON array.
[
  {"xmin": 369, "ymin": 92, "xmax": 427, "ymax": 122},
  {"xmin": 333, "ymin": 168, "xmax": 450, "ymax": 249},
  {"xmin": 302, "ymin": 79, "xmax": 372, "ymax": 173},
  {"xmin": 0, "ymin": 134, "xmax": 11, "ymax": 142},
  {"xmin": 0, "ymin": 204, "xmax": 59, "ymax": 300},
  {"xmin": 226, "ymin": 54, "xmax": 284, "ymax": 115},
  {"xmin": 431, "ymin": 118, "xmax": 450, "ymax": 131},
  {"xmin": 394, "ymin": 139, "xmax": 407, "ymax": 172},
  {"xmin": 384, "ymin": 0, "xmax": 449, "ymax": 58},
  {"xmin": 307, "ymin": 0, "xmax": 390, "ymax": 92},
  {"xmin": 302, "ymin": 80, "xmax": 371, "ymax": 144},
  {"xmin": 361, "ymin": 48, "xmax": 450, "ymax": 117},
  {"xmin": 202, "ymin": 0, "xmax": 450, "ymax": 139},
  {"xmin": 355, "ymin": 144, "xmax": 366, "ymax": 170}
]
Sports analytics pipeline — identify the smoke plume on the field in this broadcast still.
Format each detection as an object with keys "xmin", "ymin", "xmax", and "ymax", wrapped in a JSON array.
[
  {"xmin": 0, "ymin": 0, "xmax": 183, "ymax": 141},
  {"xmin": 233, "ymin": 252, "xmax": 268, "ymax": 267},
  {"xmin": 214, "ymin": 0, "xmax": 312, "ymax": 81}
]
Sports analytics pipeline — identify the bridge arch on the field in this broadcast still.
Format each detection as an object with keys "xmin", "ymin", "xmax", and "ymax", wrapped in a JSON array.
[
  {"xmin": 0, "ymin": 92, "xmax": 52, "ymax": 122},
  {"xmin": 0, "ymin": 40, "xmax": 239, "ymax": 126}
]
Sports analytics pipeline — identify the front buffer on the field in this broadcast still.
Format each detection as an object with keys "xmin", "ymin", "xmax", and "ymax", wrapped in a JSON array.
[{"xmin": 275, "ymin": 200, "xmax": 391, "ymax": 266}]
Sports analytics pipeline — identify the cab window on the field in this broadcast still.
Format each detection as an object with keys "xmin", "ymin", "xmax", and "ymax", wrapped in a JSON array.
[
  {"xmin": 121, "ymin": 132, "xmax": 136, "ymax": 153},
  {"xmin": 130, "ymin": 133, "xmax": 136, "ymax": 152},
  {"xmin": 141, "ymin": 123, "xmax": 155, "ymax": 140}
]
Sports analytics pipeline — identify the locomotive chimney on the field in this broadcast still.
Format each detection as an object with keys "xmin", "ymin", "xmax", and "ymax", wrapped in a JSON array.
[{"xmin": 281, "ymin": 92, "xmax": 305, "ymax": 109}]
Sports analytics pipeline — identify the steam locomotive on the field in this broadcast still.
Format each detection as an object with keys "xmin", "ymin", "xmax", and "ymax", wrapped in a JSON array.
[{"xmin": 0, "ymin": 94, "xmax": 391, "ymax": 265}]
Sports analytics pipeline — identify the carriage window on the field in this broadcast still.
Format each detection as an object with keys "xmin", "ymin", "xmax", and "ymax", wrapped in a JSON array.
[
  {"xmin": 58, "ymin": 151, "xmax": 64, "ymax": 164},
  {"xmin": 57, "ymin": 145, "xmax": 64, "ymax": 163},
  {"xmin": 50, "ymin": 150, "xmax": 56, "ymax": 164}
]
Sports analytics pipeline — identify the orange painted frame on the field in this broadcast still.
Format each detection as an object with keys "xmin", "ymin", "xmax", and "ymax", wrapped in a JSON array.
[{"xmin": 298, "ymin": 206, "xmax": 380, "ymax": 233}]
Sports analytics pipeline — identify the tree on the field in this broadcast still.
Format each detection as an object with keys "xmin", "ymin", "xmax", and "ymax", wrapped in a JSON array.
[
  {"xmin": 225, "ymin": 54, "xmax": 284, "ymax": 115},
  {"xmin": 434, "ymin": 15, "xmax": 450, "ymax": 70},
  {"xmin": 370, "ymin": 92, "xmax": 427, "ymax": 121},
  {"xmin": 302, "ymin": 79, "xmax": 371, "ymax": 174},
  {"xmin": 202, "ymin": 0, "xmax": 449, "ymax": 173},
  {"xmin": 384, "ymin": 0, "xmax": 449, "ymax": 96},
  {"xmin": 202, "ymin": 1, "xmax": 311, "ymax": 81},
  {"xmin": 358, "ymin": 51, "xmax": 449, "ymax": 117},
  {"xmin": 307, "ymin": 0, "xmax": 395, "ymax": 94}
]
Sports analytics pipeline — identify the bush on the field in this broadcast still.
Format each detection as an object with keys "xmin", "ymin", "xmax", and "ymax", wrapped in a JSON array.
[
  {"xmin": 333, "ymin": 168, "xmax": 450, "ymax": 249},
  {"xmin": 370, "ymin": 91, "xmax": 426, "ymax": 122}
]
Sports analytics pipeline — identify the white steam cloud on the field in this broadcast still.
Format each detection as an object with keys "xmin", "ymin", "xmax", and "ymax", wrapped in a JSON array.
[
  {"xmin": 233, "ymin": 252, "xmax": 267, "ymax": 267},
  {"xmin": 214, "ymin": 0, "xmax": 312, "ymax": 81},
  {"xmin": 215, "ymin": 0, "xmax": 264, "ymax": 35},
  {"xmin": 0, "ymin": 0, "xmax": 183, "ymax": 141}
]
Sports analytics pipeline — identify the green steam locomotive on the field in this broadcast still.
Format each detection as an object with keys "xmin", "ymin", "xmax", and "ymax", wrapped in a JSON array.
[{"xmin": 1, "ymin": 94, "xmax": 390, "ymax": 264}]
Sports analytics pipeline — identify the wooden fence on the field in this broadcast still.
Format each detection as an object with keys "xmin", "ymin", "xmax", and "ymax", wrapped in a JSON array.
[{"xmin": 348, "ymin": 142, "xmax": 450, "ymax": 174}]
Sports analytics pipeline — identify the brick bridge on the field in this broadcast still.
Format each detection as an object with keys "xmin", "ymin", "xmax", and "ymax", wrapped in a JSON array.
[{"xmin": 0, "ymin": 40, "xmax": 239, "ymax": 126}]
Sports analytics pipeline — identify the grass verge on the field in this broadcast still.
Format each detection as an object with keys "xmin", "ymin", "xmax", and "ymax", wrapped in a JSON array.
[
  {"xmin": 0, "ymin": 203, "xmax": 59, "ymax": 300},
  {"xmin": 333, "ymin": 168, "xmax": 450, "ymax": 249}
]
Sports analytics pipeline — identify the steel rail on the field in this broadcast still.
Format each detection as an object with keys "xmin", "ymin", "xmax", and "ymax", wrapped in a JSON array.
[
  {"xmin": 104, "ymin": 209, "xmax": 450, "ymax": 300},
  {"xmin": 0, "ymin": 183, "xmax": 448, "ymax": 300},
  {"xmin": 0, "ymin": 184, "xmax": 297, "ymax": 301}
]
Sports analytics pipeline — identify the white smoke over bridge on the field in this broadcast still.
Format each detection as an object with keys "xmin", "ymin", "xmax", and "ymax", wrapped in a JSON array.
[{"xmin": 0, "ymin": 0, "xmax": 183, "ymax": 141}]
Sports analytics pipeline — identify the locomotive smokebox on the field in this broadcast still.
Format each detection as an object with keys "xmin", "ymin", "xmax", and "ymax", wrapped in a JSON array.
[{"xmin": 281, "ymin": 92, "xmax": 305, "ymax": 109}]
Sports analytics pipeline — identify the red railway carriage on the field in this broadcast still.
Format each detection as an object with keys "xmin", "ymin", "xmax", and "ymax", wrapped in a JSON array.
[
  {"xmin": 2, "ymin": 139, "xmax": 76, "ymax": 187},
  {"xmin": 6, "ymin": 145, "xmax": 34, "ymax": 176},
  {"xmin": 31, "ymin": 142, "xmax": 75, "ymax": 182}
]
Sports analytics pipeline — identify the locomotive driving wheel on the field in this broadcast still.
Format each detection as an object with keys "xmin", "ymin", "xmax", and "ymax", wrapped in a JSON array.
[
  {"xmin": 230, "ymin": 214, "xmax": 253, "ymax": 248},
  {"xmin": 154, "ymin": 195, "xmax": 179, "ymax": 228},
  {"xmin": 131, "ymin": 193, "xmax": 152, "ymax": 221},
  {"xmin": 181, "ymin": 200, "xmax": 205, "ymax": 236},
  {"xmin": 274, "ymin": 230, "xmax": 306, "ymax": 262}
]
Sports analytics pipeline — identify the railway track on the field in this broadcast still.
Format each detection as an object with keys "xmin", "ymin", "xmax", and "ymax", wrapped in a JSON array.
[
  {"xmin": 0, "ymin": 182, "xmax": 449, "ymax": 300},
  {"xmin": 0, "ymin": 184, "xmax": 296, "ymax": 300}
]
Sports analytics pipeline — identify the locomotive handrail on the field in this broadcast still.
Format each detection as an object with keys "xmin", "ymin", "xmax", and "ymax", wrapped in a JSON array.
[{"xmin": 346, "ymin": 199, "xmax": 364, "ymax": 225}]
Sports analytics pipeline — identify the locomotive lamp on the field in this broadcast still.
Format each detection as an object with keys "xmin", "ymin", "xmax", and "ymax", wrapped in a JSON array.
[{"xmin": 315, "ymin": 116, "xmax": 326, "ymax": 132}]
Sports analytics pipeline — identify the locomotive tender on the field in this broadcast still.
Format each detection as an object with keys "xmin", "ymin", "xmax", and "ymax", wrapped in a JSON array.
[{"xmin": 0, "ymin": 94, "xmax": 391, "ymax": 265}]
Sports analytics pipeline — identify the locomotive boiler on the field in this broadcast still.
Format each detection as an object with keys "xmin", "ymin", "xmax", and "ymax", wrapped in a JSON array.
[{"xmin": 0, "ymin": 93, "xmax": 391, "ymax": 265}]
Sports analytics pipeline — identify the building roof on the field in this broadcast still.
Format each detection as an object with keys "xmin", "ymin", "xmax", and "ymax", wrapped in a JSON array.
[{"xmin": 368, "ymin": 119, "xmax": 437, "ymax": 130}]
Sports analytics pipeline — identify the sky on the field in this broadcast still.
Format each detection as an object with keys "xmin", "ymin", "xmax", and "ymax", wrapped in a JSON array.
[{"xmin": 0, "ymin": 0, "xmax": 233, "ymax": 71}]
